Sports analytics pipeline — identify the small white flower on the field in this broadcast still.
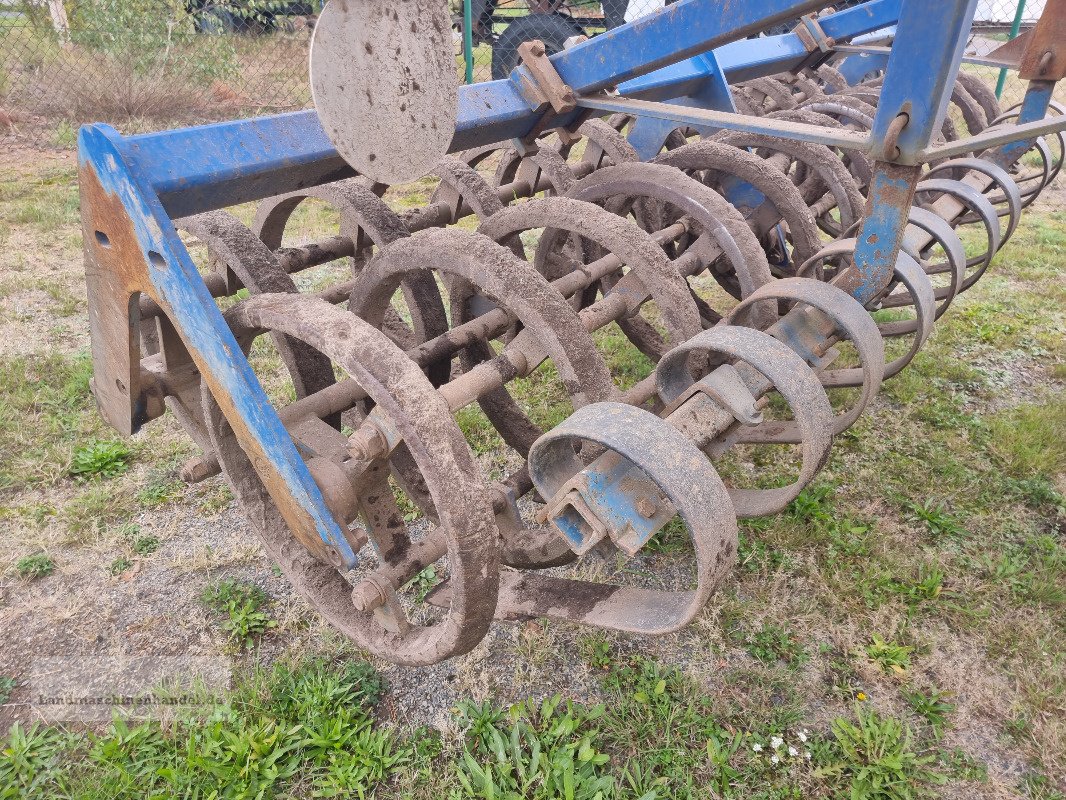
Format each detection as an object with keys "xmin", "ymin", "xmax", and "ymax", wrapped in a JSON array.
[
  {"xmin": 797, "ymin": 730, "xmax": 808, "ymax": 743},
  {"xmin": 752, "ymin": 743, "xmax": 763, "ymax": 752},
  {"xmin": 804, "ymin": 751, "xmax": 812, "ymax": 760},
  {"xmin": 788, "ymin": 746, "xmax": 798, "ymax": 757},
  {"xmin": 771, "ymin": 755, "xmax": 780, "ymax": 764},
  {"xmin": 770, "ymin": 736, "xmax": 784, "ymax": 749}
]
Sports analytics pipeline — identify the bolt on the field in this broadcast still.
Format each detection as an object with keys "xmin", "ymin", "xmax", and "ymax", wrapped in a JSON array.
[
  {"xmin": 352, "ymin": 579, "xmax": 387, "ymax": 612},
  {"xmin": 326, "ymin": 546, "xmax": 346, "ymax": 569},
  {"xmin": 348, "ymin": 426, "xmax": 386, "ymax": 461},
  {"xmin": 635, "ymin": 498, "xmax": 658, "ymax": 519},
  {"xmin": 181, "ymin": 456, "xmax": 216, "ymax": 483}
]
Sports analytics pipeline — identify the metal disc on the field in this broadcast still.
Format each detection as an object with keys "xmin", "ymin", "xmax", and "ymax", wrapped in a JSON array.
[{"xmin": 310, "ymin": 0, "xmax": 457, "ymax": 185}]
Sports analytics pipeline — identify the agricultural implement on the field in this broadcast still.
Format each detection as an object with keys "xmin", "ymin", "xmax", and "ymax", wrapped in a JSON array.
[{"xmin": 78, "ymin": 0, "xmax": 1066, "ymax": 664}]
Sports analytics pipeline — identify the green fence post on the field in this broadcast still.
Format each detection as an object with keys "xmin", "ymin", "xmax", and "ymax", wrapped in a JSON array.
[
  {"xmin": 995, "ymin": 0, "xmax": 1027, "ymax": 99},
  {"xmin": 463, "ymin": 0, "xmax": 475, "ymax": 84}
]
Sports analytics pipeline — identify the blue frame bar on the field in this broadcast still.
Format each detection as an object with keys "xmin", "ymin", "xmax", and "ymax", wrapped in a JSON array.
[{"xmin": 119, "ymin": 0, "xmax": 902, "ymax": 218}]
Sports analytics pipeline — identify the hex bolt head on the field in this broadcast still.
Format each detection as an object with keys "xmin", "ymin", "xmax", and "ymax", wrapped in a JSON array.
[
  {"xmin": 351, "ymin": 578, "xmax": 387, "ymax": 612},
  {"xmin": 635, "ymin": 497, "xmax": 658, "ymax": 519}
]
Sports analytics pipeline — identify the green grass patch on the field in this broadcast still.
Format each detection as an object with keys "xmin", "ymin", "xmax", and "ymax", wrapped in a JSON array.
[
  {"xmin": 988, "ymin": 394, "xmax": 1066, "ymax": 478},
  {"xmin": 14, "ymin": 552, "xmax": 53, "ymax": 580},
  {"xmin": 200, "ymin": 579, "xmax": 277, "ymax": 646}
]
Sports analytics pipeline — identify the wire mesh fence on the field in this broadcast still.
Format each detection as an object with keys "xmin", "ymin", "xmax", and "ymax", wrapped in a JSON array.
[
  {"xmin": 0, "ymin": 0, "xmax": 319, "ymax": 123},
  {"xmin": 0, "ymin": 0, "xmax": 1047, "ymax": 128}
]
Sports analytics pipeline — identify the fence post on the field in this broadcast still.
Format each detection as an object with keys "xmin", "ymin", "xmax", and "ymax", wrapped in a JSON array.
[
  {"xmin": 47, "ymin": 0, "xmax": 73, "ymax": 49},
  {"xmin": 995, "ymin": 0, "xmax": 1026, "ymax": 98},
  {"xmin": 463, "ymin": 0, "xmax": 475, "ymax": 83}
]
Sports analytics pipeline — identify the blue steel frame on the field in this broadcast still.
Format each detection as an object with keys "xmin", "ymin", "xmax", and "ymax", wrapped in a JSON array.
[{"xmin": 77, "ymin": 0, "xmax": 1062, "ymax": 562}]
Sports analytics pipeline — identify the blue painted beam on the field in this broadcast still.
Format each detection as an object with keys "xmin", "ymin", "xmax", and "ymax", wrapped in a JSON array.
[
  {"xmin": 539, "ymin": 0, "xmax": 831, "ymax": 96},
  {"xmin": 867, "ymin": 0, "xmax": 980, "ymax": 162},
  {"xmin": 847, "ymin": 0, "xmax": 980, "ymax": 306},
  {"xmin": 115, "ymin": 0, "xmax": 905, "ymax": 217},
  {"xmin": 81, "ymin": 123, "xmax": 359, "ymax": 569}
]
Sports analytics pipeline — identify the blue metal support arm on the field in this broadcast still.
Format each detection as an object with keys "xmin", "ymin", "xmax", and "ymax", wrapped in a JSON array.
[
  {"xmin": 117, "ymin": 0, "xmax": 904, "ymax": 218},
  {"xmin": 848, "ymin": 0, "xmax": 980, "ymax": 306}
]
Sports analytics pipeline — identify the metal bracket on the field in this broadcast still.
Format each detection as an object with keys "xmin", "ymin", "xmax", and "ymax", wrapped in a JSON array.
[
  {"xmin": 661, "ymin": 363, "xmax": 763, "ymax": 425},
  {"xmin": 516, "ymin": 40, "xmax": 578, "ymax": 115},
  {"xmin": 536, "ymin": 449, "xmax": 676, "ymax": 557},
  {"xmin": 793, "ymin": 13, "xmax": 836, "ymax": 70},
  {"xmin": 1018, "ymin": 0, "xmax": 1066, "ymax": 81}
]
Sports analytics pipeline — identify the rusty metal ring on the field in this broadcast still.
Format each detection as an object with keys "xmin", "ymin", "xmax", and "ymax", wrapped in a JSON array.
[
  {"xmin": 714, "ymin": 131, "xmax": 866, "ymax": 236},
  {"xmin": 350, "ymin": 228, "xmax": 617, "ymax": 455},
  {"xmin": 251, "ymin": 179, "xmax": 451, "ymax": 385},
  {"xmin": 575, "ymin": 118, "xmax": 640, "ymax": 169},
  {"xmin": 523, "ymin": 402, "xmax": 737, "ymax": 634},
  {"xmin": 206, "ymin": 293, "xmax": 500, "ymax": 666},
  {"xmin": 813, "ymin": 64, "xmax": 849, "ymax": 93},
  {"xmin": 656, "ymin": 326, "xmax": 834, "ymax": 517},
  {"xmin": 925, "ymin": 157, "xmax": 1022, "ymax": 245},
  {"xmin": 914, "ymin": 177, "xmax": 1002, "ymax": 291},
  {"xmin": 726, "ymin": 277, "xmax": 886, "ymax": 439},
  {"xmin": 565, "ymin": 162, "xmax": 777, "ymax": 333},
  {"xmin": 768, "ymin": 108, "xmax": 874, "ymax": 188},
  {"xmin": 800, "ymin": 97, "xmax": 877, "ymax": 131},
  {"xmin": 955, "ymin": 71, "xmax": 1002, "ymax": 128},
  {"xmin": 796, "ymin": 240, "xmax": 934, "ymax": 381},
  {"xmin": 652, "ymin": 140, "xmax": 823, "ymax": 277},
  {"xmin": 949, "ymin": 80, "xmax": 989, "ymax": 135},
  {"xmin": 742, "ymin": 76, "xmax": 799, "ymax": 113},
  {"xmin": 477, "ymin": 197, "xmax": 702, "ymax": 347},
  {"xmin": 430, "ymin": 156, "xmax": 509, "ymax": 223},
  {"xmin": 889, "ymin": 206, "xmax": 968, "ymax": 321},
  {"xmin": 178, "ymin": 210, "xmax": 339, "ymax": 412}
]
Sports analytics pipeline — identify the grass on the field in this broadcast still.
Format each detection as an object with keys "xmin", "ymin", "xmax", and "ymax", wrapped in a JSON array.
[
  {"xmin": 822, "ymin": 705, "xmax": 944, "ymax": 800},
  {"xmin": 69, "ymin": 439, "xmax": 133, "ymax": 479},
  {"xmin": 200, "ymin": 579, "xmax": 277, "ymax": 646},
  {"xmin": 864, "ymin": 636, "xmax": 913, "ymax": 676},
  {"xmin": 14, "ymin": 553, "xmax": 53, "ymax": 579},
  {"xmin": 0, "ymin": 677, "xmax": 15, "ymax": 706},
  {"xmin": 989, "ymin": 395, "xmax": 1066, "ymax": 477}
]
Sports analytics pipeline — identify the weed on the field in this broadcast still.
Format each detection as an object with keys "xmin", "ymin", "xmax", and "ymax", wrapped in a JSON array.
[
  {"xmin": 0, "ymin": 676, "xmax": 15, "ymax": 705},
  {"xmin": 61, "ymin": 484, "xmax": 135, "ymax": 535},
  {"xmin": 742, "ymin": 623, "xmax": 808, "ymax": 668},
  {"xmin": 15, "ymin": 553, "xmax": 53, "ymax": 579},
  {"xmin": 864, "ymin": 635, "xmax": 913, "ymax": 675},
  {"xmin": 578, "ymin": 634, "xmax": 614, "ymax": 671},
  {"xmin": 888, "ymin": 563, "xmax": 946, "ymax": 609},
  {"xmin": 819, "ymin": 705, "xmax": 944, "ymax": 799},
  {"xmin": 940, "ymin": 747, "xmax": 987, "ymax": 782},
  {"xmin": 787, "ymin": 483, "xmax": 835, "ymax": 525},
  {"xmin": 1022, "ymin": 772, "xmax": 1066, "ymax": 800},
  {"xmin": 1005, "ymin": 476, "xmax": 1065, "ymax": 513},
  {"xmin": 903, "ymin": 687, "xmax": 955, "ymax": 739},
  {"xmin": 0, "ymin": 723, "xmax": 68, "ymax": 798},
  {"xmin": 0, "ymin": 351, "xmax": 96, "ymax": 491},
  {"xmin": 136, "ymin": 476, "xmax": 183, "ymax": 507},
  {"xmin": 453, "ymin": 695, "xmax": 613, "ymax": 799},
  {"xmin": 988, "ymin": 395, "xmax": 1066, "ymax": 477},
  {"xmin": 131, "ymin": 534, "xmax": 160, "ymax": 556},
  {"xmin": 604, "ymin": 657, "xmax": 688, "ymax": 718},
  {"xmin": 705, "ymin": 730, "xmax": 744, "ymax": 795},
  {"xmin": 903, "ymin": 499, "xmax": 968, "ymax": 539},
  {"xmin": 404, "ymin": 564, "xmax": 439, "ymax": 603},
  {"xmin": 69, "ymin": 439, "xmax": 133, "ymax": 479},
  {"xmin": 108, "ymin": 556, "xmax": 132, "ymax": 576},
  {"xmin": 199, "ymin": 580, "xmax": 276, "ymax": 645},
  {"xmin": 737, "ymin": 530, "xmax": 792, "ymax": 573}
]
